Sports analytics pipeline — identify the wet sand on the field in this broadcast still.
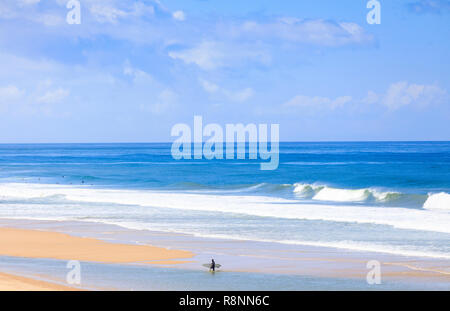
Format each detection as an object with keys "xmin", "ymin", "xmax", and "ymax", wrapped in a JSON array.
[
  {"xmin": 0, "ymin": 220, "xmax": 448, "ymax": 290},
  {"xmin": 0, "ymin": 272, "xmax": 78, "ymax": 291},
  {"xmin": 0, "ymin": 227, "xmax": 194, "ymax": 264}
]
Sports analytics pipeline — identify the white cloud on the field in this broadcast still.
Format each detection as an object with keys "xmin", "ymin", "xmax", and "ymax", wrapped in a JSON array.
[
  {"xmin": 0, "ymin": 85, "xmax": 23, "ymax": 110},
  {"xmin": 0, "ymin": 1, "xmax": 24, "ymax": 19},
  {"xmin": 88, "ymin": 1, "xmax": 155, "ymax": 24},
  {"xmin": 169, "ymin": 41, "xmax": 225, "ymax": 70},
  {"xmin": 235, "ymin": 19, "xmax": 373, "ymax": 46},
  {"xmin": 123, "ymin": 61, "xmax": 154, "ymax": 83},
  {"xmin": 370, "ymin": 81, "xmax": 446, "ymax": 109},
  {"xmin": 284, "ymin": 94, "xmax": 352, "ymax": 109},
  {"xmin": 124, "ymin": 62, "xmax": 179, "ymax": 115},
  {"xmin": 0, "ymin": 75, "xmax": 70, "ymax": 116},
  {"xmin": 284, "ymin": 82, "xmax": 446, "ymax": 114},
  {"xmin": 0, "ymin": 53, "xmax": 75, "ymax": 115},
  {"xmin": 0, "ymin": 85, "xmax": 22, "ymax": 100},
  {"xmin": 0, "ymin": 0, "xmax": 156, "ymax": 25},
  {"xmin": 224, "ymin": 87, "xmax": 254, "ymax": 102},
  {"xmin": 332, "ymin": 96, "xmax": 353, "ymax": 108},
  {"xmin": 140, "ymin": 89, "xmax": 178, "ymax": 115},
  {"xmin": 172, "ymin": 10, "xmax": 185, "ymax": 21},
  {"xmin": 90, "ymin": 5, "xmax": 129, "ymax": 24},
  {"xmin": 169, "ymin": 41, "xmax": 270, "ymax": 70},
  {"xmin": 199, "ymin": 79, "xmax": 219, "ymax": 93},
  {"xmin": 362, "ymin": 90, "xmax": 379, "ymax": 105},
  {"xmin": 408, "ymin": 0, "xmax": 450, "ymax": 14},
  {"xmin": 168, "ymin": 18, "xmax": 370, "ymax": 70},
  {"xmin": 199, "ymin": 79, "xmax": 254, "ymax": 102},
  {"xmin": 1, "ymin": 0, "xmax": 373, "ymax": 53},
  {"xmin": 0, "ymin": 0, "xmax": 64, "ymax": 25},
  {"xmin": 37, "ymin": 13, "xmax": 64, "ymax": 26},
  {"xmin": 37, "ymin": 88, "xmax": 70, "ymax": 104},
  {"xmin": 18, "ymin": 0, "xmax": 41, "ymax": 6}
]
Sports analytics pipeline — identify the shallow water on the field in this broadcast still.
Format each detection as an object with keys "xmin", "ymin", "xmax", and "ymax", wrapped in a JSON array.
[{"xmin": 1, "ymin": 255, "xmax": 445, "ymax": 291}]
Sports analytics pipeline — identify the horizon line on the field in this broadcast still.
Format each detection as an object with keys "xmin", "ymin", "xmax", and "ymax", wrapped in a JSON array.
[{"xmin": 0, "ymin": 140, "xmax": 449, "ymax": 145}]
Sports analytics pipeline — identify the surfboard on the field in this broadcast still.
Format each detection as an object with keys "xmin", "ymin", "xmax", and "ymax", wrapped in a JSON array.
[{"xmin": 202, "ymin": 263, "xmax": 221, "ymax": 269}]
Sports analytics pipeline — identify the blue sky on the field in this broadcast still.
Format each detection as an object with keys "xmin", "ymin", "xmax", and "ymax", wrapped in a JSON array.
[{"xmin": 0, "ymin": 0, "xmax": 448, "ymax": 142}]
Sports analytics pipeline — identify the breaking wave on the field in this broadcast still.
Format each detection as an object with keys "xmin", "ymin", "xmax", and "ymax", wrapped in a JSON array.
[
  {"xmin": 293, "ymin": 183, "xmax": 431, "ymax": 208},
  {"xmin": 423, "ymin": 192, "xmax": 450, "ymax": 211}
]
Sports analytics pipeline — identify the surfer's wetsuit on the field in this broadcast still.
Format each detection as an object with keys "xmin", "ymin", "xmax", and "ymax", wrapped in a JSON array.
[{"xmin": 211, "ymin": 259, "xmax": 216, "ymax": 272}]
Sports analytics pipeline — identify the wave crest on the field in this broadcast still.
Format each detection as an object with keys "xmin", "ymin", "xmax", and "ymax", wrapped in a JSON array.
[
  {"xmin": 423, "ymin": 192, "xmax": 450, "ymax": 211},
  {"xmin": 292, "ymin": 183, "xmax": 430, "ymax": 208},
  {"xmin": 293, "ymin": 183, "xmax": 398, "ymax": 203}
]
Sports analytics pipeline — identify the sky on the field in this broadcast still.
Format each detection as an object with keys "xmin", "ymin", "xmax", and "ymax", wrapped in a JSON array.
[{"xmin": 0, "ymin": 0, "xmax": 449, "ymax": 143}]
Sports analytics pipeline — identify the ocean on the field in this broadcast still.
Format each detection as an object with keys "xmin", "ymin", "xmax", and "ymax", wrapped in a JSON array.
[{"xmin": 0, "ymin": 142, "xmax": 449, "ymax": 259}]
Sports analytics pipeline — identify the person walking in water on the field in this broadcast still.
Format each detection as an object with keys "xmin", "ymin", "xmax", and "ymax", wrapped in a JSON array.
[{"xmin": 210, "ymin": 259, "xmax": 216, "ymax": 272}]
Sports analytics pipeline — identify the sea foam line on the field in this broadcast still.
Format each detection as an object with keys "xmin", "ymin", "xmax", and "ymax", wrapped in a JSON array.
[
  {"xmin": 0, "ymin": 183, "xmax": 450, "ymax": 234},
  {"xmin": 1, "ymin": 215, "xmax": 449, "ymax": 260}
]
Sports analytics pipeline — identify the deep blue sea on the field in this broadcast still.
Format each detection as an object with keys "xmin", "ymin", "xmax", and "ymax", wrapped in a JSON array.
[{"xmin": 0, "ymin": 142, "xmax": 449, "ymax": 258}]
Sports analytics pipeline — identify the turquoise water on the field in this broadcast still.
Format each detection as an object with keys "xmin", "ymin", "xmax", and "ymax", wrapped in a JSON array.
[{"xmin": 0, "ymin": 142, "xmax": 449, "ymax": 259}]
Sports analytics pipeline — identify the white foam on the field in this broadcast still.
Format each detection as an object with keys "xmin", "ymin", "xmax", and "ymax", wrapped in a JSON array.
[
  {"xmin": 1, "ymin": 183, "xmax": 450, "ymax": 235},
  {"xmin": 82, "ymin": 221, "xmax": 450, "ymax": 260},
  {"xmin": 371, "ymin": 190, "xmax": 393, "ymax": 201},
  {"xmin": 183, "ymin": 233, "xmax": 450, "ymax": 260},
  {"xmin": 423, "ymin": 192, "xmax": 450, "ymax": 211},
  {"xmin": 293, "ymin": 184, "xmax": 397, "ymax": 203},
  {"xmin": 292, "ymin": 183, "xmax": 323, "ymax": 197},
  {"xmin": 313, "ymin": 187, "xmax": 369, "ymax": 202},
  {"xmin": 4, "ymin": 214, "xmax": 448, "ymax": 259}
]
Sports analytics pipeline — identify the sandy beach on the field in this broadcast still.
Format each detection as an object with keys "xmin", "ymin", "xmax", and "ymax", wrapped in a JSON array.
[
  {"xmin": 0, "ymin": 225, "xmax": 194, "ymax": 290},
  {"xmin": 0, "ymin": 272, "xmax": 79, "ymax": 291},
  {"xmin": 0, "ymin": 227, "xmax": 193, "ymax": 264},
  {"xmin": 0, "ymin": 219, "xmax": 449, "ymax": 290}
]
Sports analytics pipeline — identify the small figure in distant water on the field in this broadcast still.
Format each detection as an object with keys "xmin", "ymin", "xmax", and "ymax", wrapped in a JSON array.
[
  {"xmin": 210, "ymin": 258, "xmax": 216, "ymax": 272},
  {"xmin": 82, "ymin": 180, "xmax": 84, "ymax": 184}
]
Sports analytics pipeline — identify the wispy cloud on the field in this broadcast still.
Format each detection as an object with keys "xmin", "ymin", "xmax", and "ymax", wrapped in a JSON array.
[
  {"xmin": 232, "ymin": 18, "xmax": 373, "ymax": 47},
  {"xmin": 0, "ymin": 1, "xmax": 374, "ymax": 73},
  {"xmin": 0, "ymin": 81, "xmax": 70, "ymax": 116},
  {"xmin": 169, "ymin": 41, "xmax": 226, "ymax": 70},
  {"xmin": 199, "ymin": 79, "xmax": 219, "ymax": 93},
  {"xmin": 141, "ymin": 88, "xmax": 178, "ymax": 115},
  {"xmin": 124, "ymin": 61, "xmax": 179, "ymax": 115},
  {"xmin": 283, "ymin": 81, "xmax": 446, "ymax": 114},
  {"xmin": 18, "ymin": 0, "xmax": 41, "ymax": 6},
  {"xmin": 408, "ymin": 0, "xmax": 450, "ymax": 14},
  {"xmin": 169, "ymin": 40, "xmax": 271, "ymax": 70},
  {"xmin": 199, "ymin": 79, "xmax": 254, "ymax": 102},
  {"xmin": 37, "ymin": 88, "xmax": 69, "ymax": 104},
  {"xmin": 0, "ymin": 0, "xmax": 60, "ymax": 23},
  {"xmin": 89, "ymin": 1, "xmax": 155, "ymax": 24},
  {"xmin": 168, "ymin": 17, "xmax": 372, "ymax": 70},
  {"xmin": 1, "ymin": 0, "xmax": 447, "ymax": 142},
  {"xmin": 284, "ymin": 95, "xmax": 352, "ymax": 110},
  {"xmin": 0, "ymin": 85, "xmax": 23, "ymax": 112},
  {"xmin": 0, "ymin": 0, "xmax": 176, "ymax": 26},
  {"xmin": 377, "ymin": 82, "xmax": 446, "ymax": 109},
  {"xmin": 224, "ymin": 88, "xmax": 254, "ymax": 102},
  {"xmin": 172, "ymin": 10, "xmax": 185, "ymax": 21}
]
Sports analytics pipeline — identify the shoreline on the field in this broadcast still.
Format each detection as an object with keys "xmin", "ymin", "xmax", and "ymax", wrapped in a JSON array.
[
  {"xmin": 0, "ymin": 218, "xmax": 449, "ymax": 290},
  {"xmin": 0, "ymin": 272, "xmax": 79, "ymax": 291},
  {"xmin": 0, "ymin": 227, "xmax": 194, "ymax": 264}
]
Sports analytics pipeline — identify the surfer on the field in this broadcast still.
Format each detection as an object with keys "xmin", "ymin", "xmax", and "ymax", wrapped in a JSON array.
[{"xmin": 210, "ymin": 259, "xmax": 216, "ymax": 272}]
